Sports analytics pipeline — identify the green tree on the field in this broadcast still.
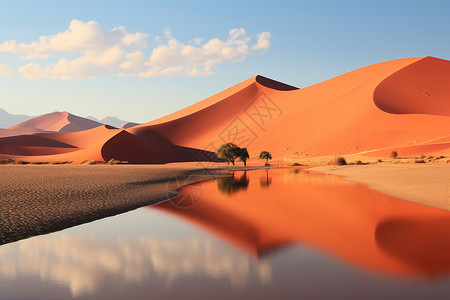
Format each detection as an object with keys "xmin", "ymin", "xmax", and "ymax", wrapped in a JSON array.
[
  {"xmin": 233, "ymin": 147, "xmax": 249, "ymax": 166},
  {"xmin": 259, "ymin": 151, "xmax": 272, "ymax": 165},
  {"xmin": 217, "ymin": 143, "xmax": 238, "ymax": 165}
]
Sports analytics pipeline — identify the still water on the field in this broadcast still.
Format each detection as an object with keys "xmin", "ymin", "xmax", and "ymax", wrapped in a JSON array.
[{"xmin": 1, "ymin": 168, "xmax": 450, "ymax": 299}]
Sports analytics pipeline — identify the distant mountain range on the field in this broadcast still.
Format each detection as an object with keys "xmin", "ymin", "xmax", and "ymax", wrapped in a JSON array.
[
  {"xmin": 86, "ymin": 115, "xmax": 136, "ymax": 128},
  {"xmin": 0, "ymin": 108, "xmax": 32, "ymax": 128}
]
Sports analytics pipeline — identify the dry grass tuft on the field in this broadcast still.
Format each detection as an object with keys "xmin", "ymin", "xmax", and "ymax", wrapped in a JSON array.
[
  {"xmin": 107, "ymin": 159, "xmax": 128, "ymax": 165},
  {"xmin": 81, "ymin": 160, "xmax": 105, "ymax": 165}
]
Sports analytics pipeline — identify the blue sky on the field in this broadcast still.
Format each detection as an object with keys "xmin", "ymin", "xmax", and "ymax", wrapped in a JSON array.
[{"xmin": 0, "ymin": 0, "xmax": 449, "ymax": 123}]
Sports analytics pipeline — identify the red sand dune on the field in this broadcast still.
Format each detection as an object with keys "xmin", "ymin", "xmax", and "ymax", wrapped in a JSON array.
[{"xmin": 0, "ymin": 56, "xmax": 449, "ymax": 162}]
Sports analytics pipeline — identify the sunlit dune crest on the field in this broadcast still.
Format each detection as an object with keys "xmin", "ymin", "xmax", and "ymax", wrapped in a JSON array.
[{"xmin": 0, "ymin": 56, "xmax": 449, "ymax": 162}]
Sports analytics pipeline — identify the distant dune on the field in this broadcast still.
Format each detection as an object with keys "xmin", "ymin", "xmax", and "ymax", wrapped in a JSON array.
[
  {"xmin": 9, "ymin": 111, "xmax": 103, "ymax": 133},
  {"xmin": 0, "ymin": 111, "xmax": 105, "ymax": 139},
  {"xmin": 0, "ymin": 56, "xmax": 449, "ymax": 163}
]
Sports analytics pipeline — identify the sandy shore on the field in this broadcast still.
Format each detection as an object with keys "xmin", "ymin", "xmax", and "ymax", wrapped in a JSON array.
[
  {"xmin": 2, "ymin": 163, "xmax": 448, "ymax": 246},
  {"xmin": 311, "ymin": 164, "xmax": 450, "ymax": 211},
  {"xmin": 0, "ymin": 164, "xmax": 236, "ymax": 245}
]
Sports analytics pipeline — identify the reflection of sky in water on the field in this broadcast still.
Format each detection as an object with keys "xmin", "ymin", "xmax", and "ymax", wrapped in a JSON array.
[
  {"xmin": 0, "ymin": 209, "xmax": 271, "ymax": 299},
  {"xmin": 1, "ymin": 168, "xmax": 450, "ymax": 299}
]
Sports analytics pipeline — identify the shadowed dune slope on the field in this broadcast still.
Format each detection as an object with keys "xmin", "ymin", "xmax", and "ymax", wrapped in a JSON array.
[
  {"xmin": 100, "ymin": 129, "xmax": 216, "ymax": 164},
  {"xmin": 0, "ymin": 128, "xmax": 51, "ymax": 138},
  {"xmin": 0, "ymin": 56, "xmax": 448, "ymax": 162},
  {"xmin": 0, "ymin": 125, "xmax": 120, "ymax": 162},
  {"xmin": 0, "ymin": 135, "xmax": 77, "ymax": 156}
]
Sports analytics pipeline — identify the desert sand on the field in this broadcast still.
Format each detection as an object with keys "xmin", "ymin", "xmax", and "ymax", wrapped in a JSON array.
[
  {"xmin": 0, "ymin": 56, "xmax": 448, "ymax": 163},
  {"xmin": 0, "ymin": 164, "xmax": 232, "ymax": 245},
  {"xmin": 311, "ymin": 164, "xmax": 450, "ymax": 211}
]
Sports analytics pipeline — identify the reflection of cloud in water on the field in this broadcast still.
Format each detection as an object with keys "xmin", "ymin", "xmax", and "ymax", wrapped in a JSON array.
[{"xmin": 0, "ymin": 234, "xmax": 271, "ymax": 297}]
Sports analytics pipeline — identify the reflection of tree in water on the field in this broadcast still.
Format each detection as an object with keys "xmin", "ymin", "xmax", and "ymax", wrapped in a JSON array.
[
  {"xmin": 217, "ymin": 171, "xmax": 249, "ymax": 194},
  {"xmin": 290, "ymin": 168, "xmax": 301, "ymax": 174},
  {"xmin": 259, "ymin": 170, "xmax": 272, "ymax": 188}
]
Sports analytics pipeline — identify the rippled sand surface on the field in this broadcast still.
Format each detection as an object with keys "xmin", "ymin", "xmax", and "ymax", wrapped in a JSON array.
[{"xmin": 0, "ymin": 165, "xmax": 228, "ymax": 245}]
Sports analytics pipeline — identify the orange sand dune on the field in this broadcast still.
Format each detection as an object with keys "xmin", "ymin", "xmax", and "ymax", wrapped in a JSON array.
[
  {"xmin": 0, "ymin": 125, "xmax": 120, "ymax": 162},
  {"xmin": 373, "ymin": 57, "xmax": 450, "ymax": 116},
  {"xmin": 0, "ymin": 56, "xmax": 448, "ymax": 162},
  {"xmin": 154, "ymin": 169, "xmax": 450, "ymax": 279},
  {"xmin": 8, "ymin": 111, "xmax": 103, "ymax": 134},
  {"xmin": 128, "ymin": 56, "xmax": 449, "ymax": 161},
  {"xmin": 0, "ymin": 128, "xmax": 51, "ymax": 138}
]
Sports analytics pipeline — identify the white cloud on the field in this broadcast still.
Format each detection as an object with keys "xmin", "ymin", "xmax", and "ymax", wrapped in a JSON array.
[
  {"xmin": 0, "ymin": 64, "xmax": 12, "ymax": 77},
  {"xmin": 0, "ymin": 20, "xmax": 271, "ymax": 80},
  {"xmin": 252, "ymin": 32, "xmax": 272, "ymax": 51},
  {"xmin": 0, "ymin": 234, "xmax": 271, "ymax": 296}
]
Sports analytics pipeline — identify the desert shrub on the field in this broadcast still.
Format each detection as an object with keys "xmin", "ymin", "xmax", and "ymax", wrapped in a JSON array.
[
  {"xmin": 13, "ymin": 160, "xmax": 30, "ymax": 165},
  {"xmin": 291, "ymin": 162, "xmax": 302, "ymax": 166},
  {"xmin": 377, "ymin": 159, "xmax": 383, "ymax": 163},
  {"xmin": 390, "ymin": 151, "xmax": 398, "ymax": 159},
  {"xmin": 355, "ymin": 160, "xmax": 363, "ymax": 165},
  {"xmin": 0, "ymin": 158, "xmax": 15, "ymax": 164},
  {"xmin": 328, "ymin": 156, "xmax": 347, "ymax": 166},
  {"xmin": 337, "ymin": 157, "xmax": 347, "ymax": 165},
  {"xmin": 414, "ymin": 159, "xmax": 426, "ymax": 164}
]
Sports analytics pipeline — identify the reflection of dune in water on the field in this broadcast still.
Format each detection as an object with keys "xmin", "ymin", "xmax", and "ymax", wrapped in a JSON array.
[
  {"xmin": 0, "ymin": 234, "xmax": 271, "ymax": 297},
  {"xmin": 375, "ymin": 217, "xmax": 450, "ymax": 279},
  {"xmin": 156, "ymin": 168, "xmax": 450, "ymax": 279}
]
